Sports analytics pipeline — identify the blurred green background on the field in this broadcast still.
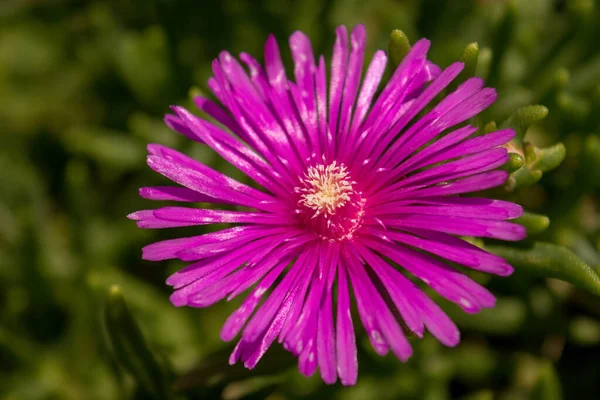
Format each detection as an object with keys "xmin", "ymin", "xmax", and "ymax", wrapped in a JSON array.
[{"xmin": 1, "ymin": 0, "xmax": 600, "ymax": 399}]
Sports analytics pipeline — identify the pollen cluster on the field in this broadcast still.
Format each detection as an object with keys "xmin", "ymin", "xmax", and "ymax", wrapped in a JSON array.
[{"xmin": 297, "ymin": 162, "xmax": 355, "ymax": 217}]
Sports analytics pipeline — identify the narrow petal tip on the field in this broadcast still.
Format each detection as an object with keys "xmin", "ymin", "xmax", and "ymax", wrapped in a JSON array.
[
  {"xmin": 169, "ymin": 291, "xmax": 189, "ymax": 307},
  {"xmin": 127, "ymin": 211, "xmax": 141, "ymax": 220}
]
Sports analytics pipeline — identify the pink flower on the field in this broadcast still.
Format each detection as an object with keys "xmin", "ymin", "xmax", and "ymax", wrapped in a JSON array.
[{"xmin": 129, "ymin": 24, "xmax": 525, "ymax": 385}]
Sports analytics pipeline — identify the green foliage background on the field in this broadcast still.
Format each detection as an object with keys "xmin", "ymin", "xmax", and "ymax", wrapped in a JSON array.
[{"xmin": 1, "ymin": 0, "xmax": 600, "ymax": 399}]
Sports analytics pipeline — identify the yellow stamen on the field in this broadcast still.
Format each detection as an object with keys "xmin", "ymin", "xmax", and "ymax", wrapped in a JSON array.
[{"xmin": 297, "ymin": 162, "xmax": 354, "ymax": 217}]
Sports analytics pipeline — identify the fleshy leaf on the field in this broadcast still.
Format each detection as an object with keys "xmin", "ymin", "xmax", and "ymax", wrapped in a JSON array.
[
  {"xmin": 554, "ymin": 227, "xmax": 600, "ymax": 267},
  {"xmin": 497, "ymin": 104, "xmax": 557, "ymax": 190},
  {"xmin": 505, "ymin": 166, "xmax": 542, "ymax": 191},
  {"xmin": 388, "ymin": 29, "xmax": 411, "ymax": 68},
  {"xmin": 501, "ymin": 105, "xmax": 549, "ymax": 145},
  {"xmin": 488, "ymin": 243, "xmax": 600, "ymax": 296},
  {"xmin": 515, "ymin": 211, "xmax": 550, "ymax": 235},
  {"xmin": 483, "ymin": 121, "xmax": 497, "ymax": 134},
  {"xmin": 104, "ymin": 285, "xmax": 172, "ymax": 400},
  {"xmin": 449, "ymin": 42, "xmax": 479, "ymax": 92},
  {"xmin": 527, "ymin": 142, "xmax": 566, "ymax": 173},
  {"xmin": 459, "ymin": 42, "xmax": 479, "ymax": 78},
  {"xmin": 501, "ymin": 153, "xmax": 525, "ymax": 173}
]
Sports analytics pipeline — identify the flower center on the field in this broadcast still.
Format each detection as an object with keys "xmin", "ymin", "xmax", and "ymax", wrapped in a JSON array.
[
  {"xmin": 298, "ymin": 162, "xmax": 354, "ymax": 217},
  {"xmin": 295, "ymin": 162, "xmax": 365, "ymax": 241}
]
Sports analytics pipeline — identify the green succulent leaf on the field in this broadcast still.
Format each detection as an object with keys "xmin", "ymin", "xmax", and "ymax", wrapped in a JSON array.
[
  {"xmin": 505, "ymin": 165, "xmax": 543, "ymax": 191},
  {"xmin": 553, "ymin": 227, "xmax": 600, "ymax": 268},
  {"xmin": 104, "ymin": 285, "xmax": 172, "ymax": 400},
  {"xmin": 501, "ymin": 153, "xmax": 525, "ymax": 173},
  {"xmin": 515, "ymin": 211, "xmax": 550, "ymax": 235},
  {"xmin": 483, "ymin": 121, "xmax": 498, "ymax": 134},
  {"xmin": 449, "ymin": 42, "xmax": 479, "ymax": 92},
  {"xmin": 501, "ymin": 105, "xmax": 549, "ymax": 145},
  {"xmin": 503, "ymin": 139, "xmax": 565, "ymax": 191},
  {"xmin": 388, "ymin": 29, "xmax": 411, "ymax": 68},
  {"xmin": 529, "ymin": 142, "xmax": 567, "ymax": 173},
  {"xmin": 488, "ymin": 243, "xmax": 600, "ymax": 296},
  {"xmin": 459, "ymin": 42, "xmax": 479, "ymax": 77}
]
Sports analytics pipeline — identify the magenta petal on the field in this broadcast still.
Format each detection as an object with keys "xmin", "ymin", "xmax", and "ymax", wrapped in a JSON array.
[
  {"xmin": 281, "ymin": 244, "xmax": 326, "ymax": 354},
  {"xmin": 411, "ymin": 128, "xmax": 516, "ymax": 172},
  {"xmin": 361, "ymin": 38, "xmax": 430, "ymax": 137},
  {"xmin": 289, "ymin": 30, "xmax": 317, "ymax": 115},
  {"xmin": 139, "ymin": 186, "xmax": 225, "ymax": 203},
  {"xmin": 365, "ymin": 237, "xmax": 496, "ymax": 313},
  {"xmin": 367, "ymin": 61, "xmax": 464, "ymax": 168},
  {"xmin": 317, "ymin": 287, "xmax": 337, "ymax": 384},
  {"xmin": 146, "ymin": 156, "xmax": 265, "ymax": 209},
  {"xmin": 337, "ymin": 24, "xmax": 366, "ymax": 143},
  {"xmin": 239, "ymin": 52, "xmax": 270, "ymax": 99},
  {"xmin": 415, "ymin": 291, "xmax": 461, "ymax": 347},
  {"xmin": 328, "ymin": 25, "xmax": 349, "ymax": 141},
  {"xmin": 371, "ymin": 196, "xmax": 523, "ymax": 220},
  {"xmin": 392, "ymin": 148, "xmax": 509, "ymax": 191},
  {"xmin": 297, "ymin": 323, "xmax": 319, "ymax": 377},
  {"xmin": 169, "ymin": 236, "xmax": 283, "ymax": 306},
  {"xmin": 171, "ymin": 106, "xmax": 288, "ymax": 196},
  {"xmin": 141, "ymin": 226, "xmax": 250, "ymax": 261},
  {"xmin": 175, "ymin": 226, "xmax": 301, "ymax": 262},
  {"xmin": 221, "ymin": 258, "xmax": 290, "ymax": 341},
  {"xmin": 344, "ymin": 252, "xmax": 389, "ymax": 356},
  {"xmin": 336, "ymin": 264, "xmax": 358, "ymax": 386},
  {"xmin": 164, "ymin": 114, "xmax": 203, "ymax": 143},
  {"xmin": 346, "ymin": 50, "xmax": 387, "ymax": 147},
  {"xmin": 192, "ymin": 96, "xmax": 247, "ymax": 140},
  {"xmin": 278, "ymin": 250, "xmax": 319, "ymax": 345},
  {"xmin": 355, "ymin": 242, "xmax": 459, "ymax": 346},
  {"xmin": 231, "ymin": 290, "xmax": 293, "ymax": 369},
  {"xmin": 152, "ymin": 207, "xmax": 288, "ymax": 225},
  {"xmin": 243, "ymin": 254, "xmax": 311, "ymax": 343},
  {"xmin": 383, "ymin": 215, "xmax": 526, "ymax": 241},
  {"xmin": 315, "ymin": 56, "xmax": 330, "ymax": 156},
  {"xmin": 316, "ymin": 245, "xmax": 338, "ymax": 382},
  {"xmin": 345, "ymin": 249, "xmax": 413, "ymax": 361},
  {"xmin": 367, "ymin": 227, "xmax": 514, "ymax": 276},
  {"xmin": 376, "ymin": 171, "xmax": 510, "ymax": 204},
  {"xmin": 354, "ymin": 243, "xmax": 425, "ymax": 337},
  {"xmin": 395, "ymin": 125, "xmax": 478, "ymax": 176},
  {"xmin": 353, "ymin": 39, "xmax": 431, "ymax": 166}
]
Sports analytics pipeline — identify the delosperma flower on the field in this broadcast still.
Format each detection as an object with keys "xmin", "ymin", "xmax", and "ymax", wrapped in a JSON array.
[{"xmin": 129, "ymin": 24, "xmax": 526, "ymax": 385}]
